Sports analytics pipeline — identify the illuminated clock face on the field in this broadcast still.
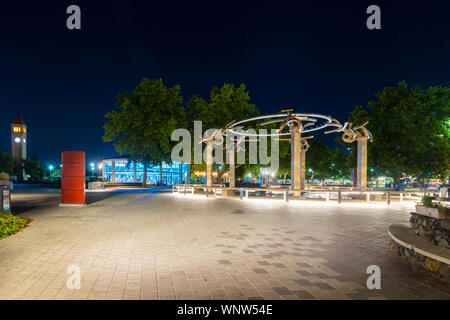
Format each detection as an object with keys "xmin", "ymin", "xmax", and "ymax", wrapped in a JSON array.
[{"xmin": 15, "ymin": 137, "xmax": 21, "ymax": 143}]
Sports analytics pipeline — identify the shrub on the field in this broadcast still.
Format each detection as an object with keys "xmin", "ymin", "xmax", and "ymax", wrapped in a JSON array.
[
  {"xmin": 421, "ymin": 195, "xmax": 434, "ymax": 208},
  {"xmin": 421, "ymin": 196, "xmax": 446, "ymax": 209},
  {"xmin": 0, "ymin": 210, "xmax": 30, "ymax": 240}
]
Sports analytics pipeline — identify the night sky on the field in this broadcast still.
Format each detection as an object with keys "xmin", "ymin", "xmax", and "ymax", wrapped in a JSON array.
[{"xmin": 1, "ymin": 1, "xmax": 449, "ymax": 166}]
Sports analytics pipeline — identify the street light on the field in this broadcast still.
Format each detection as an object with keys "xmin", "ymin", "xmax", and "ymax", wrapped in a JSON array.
[
  {"xmin": 309, "ymin": 168, "xmax": 314, "ymax": 181},
  {"xmin": 49, "ymin": 165, "xmax": 54, "ymax": 182},
  {"xmin": 90, "ymin": 162, "xmax": 95, "ymax": 177}
]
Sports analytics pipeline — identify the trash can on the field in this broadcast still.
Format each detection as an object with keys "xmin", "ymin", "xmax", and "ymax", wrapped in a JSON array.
[{"xmin": 1, "ymin": 184, "xmax": 11, "ymax": 212}]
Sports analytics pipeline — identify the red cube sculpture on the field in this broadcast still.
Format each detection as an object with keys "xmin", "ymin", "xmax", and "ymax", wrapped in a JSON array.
[{"xmin": 61, "ymin": 151, "xmax": 85, "ymax": 205}]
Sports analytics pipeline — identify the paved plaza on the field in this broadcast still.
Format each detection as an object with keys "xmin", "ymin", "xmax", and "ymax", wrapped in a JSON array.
[{"xmin": 0, "ymin": 188, "xmax": 449, "ymax": 300}]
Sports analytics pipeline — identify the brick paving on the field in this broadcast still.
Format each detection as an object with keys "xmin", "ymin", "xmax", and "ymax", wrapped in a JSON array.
[{"xmin": 0, "ymin": 190, "xmax": 449, "ymax": 300}]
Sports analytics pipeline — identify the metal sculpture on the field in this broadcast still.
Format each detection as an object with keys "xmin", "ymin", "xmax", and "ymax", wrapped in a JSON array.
[
  {"xmin": 324, "ymin": 119, "xmax": 373, "ymax": 190},
  {"xmin": 198, "ymin": 110, "xmax": 373, "ymax": 191}
]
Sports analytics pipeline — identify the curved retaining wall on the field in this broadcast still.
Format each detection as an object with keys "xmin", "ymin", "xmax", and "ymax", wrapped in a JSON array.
[{"xmin": 389, "ymin": 225, "xmax": 450, "ymax": 283}]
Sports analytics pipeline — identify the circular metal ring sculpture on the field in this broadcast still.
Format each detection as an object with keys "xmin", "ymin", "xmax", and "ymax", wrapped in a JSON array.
[
  {"xmin": 227, "ymin": 112, "xmax": 334, "ymax": 137},
  {"xmin": 199, "ymin": 108, "xmax": 373, "ymax": 192}
]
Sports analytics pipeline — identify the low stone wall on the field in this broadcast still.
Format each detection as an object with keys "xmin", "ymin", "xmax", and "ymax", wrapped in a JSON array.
[
  {"xmin": 389, "ymin": 239, "xmax": 449, "ymax": 283},
  {"xmin": 409, "ymin": 213, "xmax": 450, "ymax": 249}
]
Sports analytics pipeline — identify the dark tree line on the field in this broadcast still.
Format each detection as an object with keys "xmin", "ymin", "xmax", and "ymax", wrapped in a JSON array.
[{"xmin": 0, "ymin": 153, "xmax": 45, "ymax": 182}]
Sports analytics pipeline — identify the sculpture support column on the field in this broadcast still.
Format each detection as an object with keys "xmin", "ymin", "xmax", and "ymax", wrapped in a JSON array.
[
  {"xmin": 357, "ymin": 137, "xmax": 368, "ymax": 191},
  {"xmin": 228, "ymin": 149, "xmax": 235, "ymax": 188},
  {"xmin": 291, "ymin": 127, "xmax": 301, "ymax": 191},
  {"xmin": 291, "ymin": 126, "xmax": 307, "ymax": 192},
  {"xmin": 206, "ymin": 141, "xmax": 213, "ymax": 187},
  {"xmin": 111, "ymin": 160, "xmax": 116, "ymax": 183},
  {"xmin": 299, "ymin": 146, "xmax": 306, "ymax": 190}
]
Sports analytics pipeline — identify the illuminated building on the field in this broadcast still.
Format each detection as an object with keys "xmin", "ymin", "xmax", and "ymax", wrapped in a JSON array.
[
  {"xmin": 11, "ymin": 116, "xmax": 27, "ymax": 162},
  {"xmin": 100, "ymin": 156, "xmax": 190, "ymax": 184}
]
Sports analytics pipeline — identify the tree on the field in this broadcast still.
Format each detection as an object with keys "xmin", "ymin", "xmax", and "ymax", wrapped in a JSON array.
[
  {"xmin": 305, "ymin": 140, "xmax": 331, "ymax": 181},
  {"xmin": 103, "ymin": 78, "xmax": 187, "ymax": 187},
  {"xmin": 0, "ymin": 153, "xmax": 14, "ymax": 176},
  {"xmin": 23, "ymin": 155, "xmax": 45, "ymax": 182},
  {"xmin": 277, "ymin": 140, "xmax": 291, "ymax": 183},
  {"xmin": 329, "ymin": 147, "xmax": 351, "ymax": 180},
  {"xmin": 187, "ymin": 83, "xmax": 259, "ymax": 184},
  {"xmin": 349, "ymin": 81, "xmax": 450, "ymax": 182},
  {"xmin": 276, "ymin": 138, "xmax": 351, "ymax": 183}
]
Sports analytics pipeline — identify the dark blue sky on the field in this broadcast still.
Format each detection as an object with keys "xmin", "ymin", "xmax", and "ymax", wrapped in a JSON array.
[{"xmin": 1, "ymin": 1, "xmax": 449, "ymax": 166}]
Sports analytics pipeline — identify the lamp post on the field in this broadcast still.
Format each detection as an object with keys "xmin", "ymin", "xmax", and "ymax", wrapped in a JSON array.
[
  {"xmin": 98, "ymin": 163, "xmax": 103, "ymax": 180},
  {"xmin": 90, "ymin": 162, "xmax": 95, "ymax": 177},
  {"xmin": 49, "ymin": 165, "xmax": 54, "ymax": 183}
]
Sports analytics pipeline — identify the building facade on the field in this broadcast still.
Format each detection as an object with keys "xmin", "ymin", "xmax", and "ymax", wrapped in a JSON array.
[
  {"xmin": 11, "ymin": 116, "xmax": 27, "ymax": 162},
  {"xmin": 100, "ymin": 156, "xmax": 190, "ymax": 185}
]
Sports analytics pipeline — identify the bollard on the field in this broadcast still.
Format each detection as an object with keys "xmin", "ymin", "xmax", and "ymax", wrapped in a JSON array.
[
  {"xmin": 386, "ymin": 192, "xmax": 391, "ymax": 205},
  {"xmin": 400, "ymin": 193, "xmax": 403, "ymax": 203},
  {"xmin": 366, "ymin": 192, "xmax": 370, "ymax": 202},
  {"xmin": 245, "ymin": 190, "xmax": 249, "ymax": 200},
  {"xmin": 206, "ymin": 186, "xmax": 209, "ymax": 198},
  {"xmin": 325, "ymin": 192, "xmax": 330, "ymax": 202},
  {"xmin": 192, "ymin": 187, "xmax": 195, "ymax": 195},
  {"xmin": 284, "ymin": 190, "xmax": 289, "ymax": 203},
  {"xmin": 240, "ymin": 188, "xmax": 244, "ymax": 200},
  {"xmin": 337, "ymin": 190, "xmax": 342, "ymax": 204}
]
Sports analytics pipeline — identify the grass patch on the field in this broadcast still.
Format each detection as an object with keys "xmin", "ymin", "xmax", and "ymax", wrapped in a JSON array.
[{"xmin": 0, "ymin": 210, "xmax": 30, "ymax": 240}]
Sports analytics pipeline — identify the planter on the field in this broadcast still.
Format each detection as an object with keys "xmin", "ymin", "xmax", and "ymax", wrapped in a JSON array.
[{"xmin": 415, "ymin": 205, "xmax": 450, "ymax": 220}]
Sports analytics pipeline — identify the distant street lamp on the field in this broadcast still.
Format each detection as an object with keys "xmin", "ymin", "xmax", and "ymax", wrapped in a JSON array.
[
  {"xmin": 90, "ymin": 162, "xmax": 95, "ymax": 177},
  {"xmin": 49, "ymin": 165, "xmax": 54, "ymax": 182},
  {"xmin": 309, "ymin": 168, "xmax": 314, "ymax": 181}
]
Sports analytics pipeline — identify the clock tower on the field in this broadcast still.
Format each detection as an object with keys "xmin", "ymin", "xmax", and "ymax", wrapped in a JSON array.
[{"xmin": 11, "ymin": 116, "xmax": 27, "ymax": 163}]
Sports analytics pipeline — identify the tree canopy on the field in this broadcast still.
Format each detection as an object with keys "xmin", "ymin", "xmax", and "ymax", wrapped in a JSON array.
[
  {"xmin": 188, "ymin": 83, "xmax": 258, "ymax": 129},
  {"xmin": 0, "ymin": 153, "xmax": 14, "ymax": 176},
  {"xmin": 0, "ymin": 153, "xmax": 44, "ymax": 182},
  {"xmin": 187, "ymin": 83, "xmax": 259, "ymax": 183},
  {"xmin": 103, "ymin": 78, "xmax": 187, "ymax": 186},
  {"xmin": 23, "ymin": 155, "xmax": 45, "ymax": 182},
  {"xmin": 350, "ymin": 81, "xmax": 450, "ymax": 180}
]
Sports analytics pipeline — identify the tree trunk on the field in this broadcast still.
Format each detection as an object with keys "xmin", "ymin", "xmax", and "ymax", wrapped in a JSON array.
[
  {"xmin": 283, "ymin": 173, "xmax": 287, "ymax": 184},
  {"xmin": 159, "ymin": 164, "xmax": 163, "ymax": 185},
  {"xmin": 143, "ymin": 165, "xmax": 147, "ymax": 188}
]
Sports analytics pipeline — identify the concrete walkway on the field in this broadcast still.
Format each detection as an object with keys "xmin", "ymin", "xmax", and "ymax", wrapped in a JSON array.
[{"xmin": 0, "ymin": 189, "xmax": 448, "ymax": 300}]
